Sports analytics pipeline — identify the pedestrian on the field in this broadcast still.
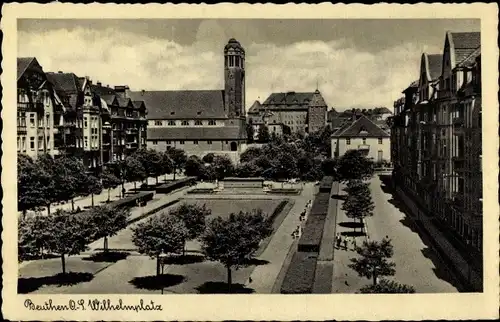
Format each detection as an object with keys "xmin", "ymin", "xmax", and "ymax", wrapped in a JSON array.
[
  {"xmin": 248, "ymin": 276, "xmax": 253, "ymax": 284},
  {"xmin": 352, "ymin": 238, "xmax": 357, "ymax": 250},
  {"xmin": 343, "ymin": 238, "xmax": 348, "ymax": 250}
]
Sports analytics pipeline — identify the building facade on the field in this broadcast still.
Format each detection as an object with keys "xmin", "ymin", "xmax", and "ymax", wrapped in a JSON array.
[
  {"xmin": 331, "ymin": 115, "xmax": 391, "ymax": 162},
  {"xmin": 131, "ymin": 38, "xmax": 247, "ymax": 163},
  {"xmin": 17, "ymin": 58, "xmax": 65, "ymax": 159},
  {"xmin": 391, "ymin": 31, "xmax": 482, "ymax": 258},
  {"xmin": 250, "ymin": 89, "xmax": 328, "ymax": 135}
]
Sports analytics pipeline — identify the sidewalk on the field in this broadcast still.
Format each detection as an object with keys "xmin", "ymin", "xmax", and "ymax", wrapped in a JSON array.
[
  {"xmin": 245, "ymin": 183, "xmax": 315, "ymax": 293},
  {"xmin": 394, "ymin": 186, "xmax": 482, "ymax": 291},
  {"xmin": 331, "ymin": 183, "xmax": 367, "ymax": 293}
]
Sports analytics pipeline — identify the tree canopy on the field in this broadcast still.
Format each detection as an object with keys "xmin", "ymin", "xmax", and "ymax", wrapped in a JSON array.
[
  {"xmin": 359, "ymin": 279, "xmax": 416, "ymax": 293},
  {"xmin": 336, "ymin": 149, "xmax": 374, "ymax": 182},
  {"xmin": 349, "ymin": 238, "xmax": 396, "ymax": 286},
  {"xmin": 88, "ymin": 205, "xmax": 129, "ymax": 252},
  {"xmin": 341, "ymin": 179, "xmax": 375, "ymax": 226}
]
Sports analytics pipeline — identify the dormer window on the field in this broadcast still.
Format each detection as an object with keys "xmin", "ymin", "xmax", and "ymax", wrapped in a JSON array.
[
  {"xmin": 208, "ymin": 120, "xmax": 216, "ymax": 126},
  {"xmin": 168, "ymin": 120, "xmax": 176, "ymax": 126},
  {"xmin": 197, "ymin": 111, "xmax": 201, "ymax": 115},
  {"xmin": 170, "ymin": 111, "xmax": 175, "ymax": 115},
  {"xmin": 181, "ymin": 120, "xmax": 189, "ymax": 126}
]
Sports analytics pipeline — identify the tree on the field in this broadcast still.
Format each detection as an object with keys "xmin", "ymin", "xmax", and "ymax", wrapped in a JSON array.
[
  {"xmin": 272, "ymin": 152, "xmax": 299, "ymax": 185},
  {"xmin": 167, "ymin": 148, "xmax": 187, "ymax": 180},
  {"xmin": 212, "ymin": 155, "xmax": 234, "ymax": 180},
  {"xmin": 132, "ymin": 214, "xmax": 188, "ymax": 276},
  {"xmin": 240, "ymin": 147, "xmax": 262, "ymax": 163},
  {"xmin": 45, "ymin": 210, "xmax": 95, "ymax": 274},
  {"xmin": 160, "ymin": 152, "xmax": 174, "ymax": 181},
  {"xmin": 234, "ymin": 161, "xmax": 260, "ymax": 178},
  {"xmin": 246, "ymin": 121, "xmax": 255, "ymax": 143},
  {"xmin": 34, "ymin": 154, "xmax": 59, "ymax": 215},
  {"xmin": 88, "ymin": 205, "xmax": 129, "ymax": 253},
  {"xmin": 341, "ymin": 180, "xmax": 375, "ymax": 231},
  {"xmin": 321, "ymin": 158, "xmax": 337, "ymax": 177},
  {"xmin": 202, "ymin": 153, "xmax": 215, "ymax": 164},
  {"xmin": 136, "ymin": 149, "xmax": 166, "ymax": 185},
  {"xmin": 359, "ymin": 279, "xmax": 416, "ymax": 293},
  {"xmin": 54, "ymin": 156, "xmax": 89, "ymax": 212},
  {"xmin": 101, "ymin": 169, "xmax": 121, "ymax": 202},
  {"xmin": 18, "ymin": 155, "xmax": 46, "ymax": 217},
  {"xmin": 124, "ymin": 155, "xmax": 147, "ymax": 190},
  {"xmin": 18, "ymin": 213, "xmax": 52, "ymax": 261},
  {"xmin": 348, "ymin": 238, "xmax": 396, "ymax": 286},
  {"xmin": 336, "ymin": 149, "xmax": 374, "ymax": 182},
  {"xmin": 257, "ymin": 125, "xmax": 270, "ymax": 143},
  {"xmin": 85, "ymin": 175, "xmax": 103, "ymax": 207},
  {"xmin": 171, "ymin": 203, "xmax": 210, "ymax": 255},
  {"xmin": 201, "ymin": 210, "xmax": 272, "ymax": 292},
  {"xmin": 184, "ymin": 155, "xmax": 204, "ymax": 178}
]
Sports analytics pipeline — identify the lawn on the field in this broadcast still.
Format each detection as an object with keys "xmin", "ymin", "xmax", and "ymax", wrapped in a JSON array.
[{"xmin": 183, "ymin": 198, "xmax": 284, "ymax": 219}]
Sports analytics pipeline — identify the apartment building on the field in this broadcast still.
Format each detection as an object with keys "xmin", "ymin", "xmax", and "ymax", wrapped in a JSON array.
[
  {"xmin": 17, "ymin": 58, "xmax": 65, "ymax": 158},
  {"xmin": 391, "ymin": 31, "xmax": 482, "ymax": 255}
]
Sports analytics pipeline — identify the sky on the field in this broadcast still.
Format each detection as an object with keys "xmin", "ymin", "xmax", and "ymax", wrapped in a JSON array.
[{"xmin": 18, "ymin": 19, "xmax": 480, "ymax": 111}]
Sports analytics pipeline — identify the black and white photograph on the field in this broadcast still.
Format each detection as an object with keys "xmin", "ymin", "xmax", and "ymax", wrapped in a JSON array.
[{"xmin": 2, "ymin": 3, "xmax": 499, "ymax": 321}]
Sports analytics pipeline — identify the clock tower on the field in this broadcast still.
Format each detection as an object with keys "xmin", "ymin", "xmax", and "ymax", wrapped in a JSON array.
[{"xmin": 224, "ymin": 38, "xmax": 245, "ymax": 118}]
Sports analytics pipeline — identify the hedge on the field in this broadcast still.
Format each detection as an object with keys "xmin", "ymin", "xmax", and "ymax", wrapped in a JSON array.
[
  {"xmin": 267, "ymin": 200, "xmax": 289, "ymax": 223},
  {"xmin": 297, "ymin": 214, "xmax": 327, "ymax": 253},
  {"xmin": 156, "ymin": 177, "xmax": 197, "ymax": 194},
  {"xmin": 186, "ymin": 188, "xmax": 215, "ymax": 194},
  {"xmin": 312, "ymin": 262, "xmax": 334, "ymax": 293},
  {"xmin": 280, "ymin": 252, "xmax": 318, "ymax": 294},
  {"xmin": 108, "ymin": 191, "xmax": 154, "ymax": 209},
  {"xmin": 268, "ymin": 188, "xmax": 302, "ymax": 195},
  {"xmin": 319, "ymin": 176, "xmax": 334, "ymax": 193},
  {"xmin": 309, "ymin": 192, "xmax": 330, "ymax": 216}
]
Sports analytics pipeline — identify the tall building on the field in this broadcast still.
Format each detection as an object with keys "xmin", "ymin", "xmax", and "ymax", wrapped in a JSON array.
[
  {"xmin": 130, "ymin": 38, "xmax": 247, "ymax": 164},
  {"xmin": 91, "ymin": 83, "xmax": 148, "ymax": 163},
  {"xmin": 17, "ymin": 57, "xmax": 65, "ymax": 159},
  {"xmin": 250, "ymin": 89, "xmax": 328, "ymax": 135},
  {"xmin": 391, "ymin": 31, "xmax": 482, "ymax": 261}
]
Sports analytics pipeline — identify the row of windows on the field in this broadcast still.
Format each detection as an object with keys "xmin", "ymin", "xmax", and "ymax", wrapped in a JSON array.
[
  {"xmin": 152, "ymin": 140, "xmax": 215, "ymax": 145},
  {"xmin": 152, "ymin": 120, "xmax": 217, "ymax": 126},
  {"xmin": 84, "ymin": 135, "xmax": 100, "ymax": 148},
  {"xmin": 18, "ymin": 136, "xmax": 52, "ymax": 151},
  {"xmin": 84, "ymin": 116, "xmax": 100, "ymax": 129},
  {"xmin": 225, "ymin": 55, "xmax": 244, "ymax": 68},
  {"xmin": 346, "ymin": 138, "xmax": 384, "ymax": 145}
]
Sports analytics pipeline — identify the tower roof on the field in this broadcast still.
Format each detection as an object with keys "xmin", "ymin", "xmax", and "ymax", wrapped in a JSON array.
[
  {"xmin": 310, "ymin": 89, "xmax": 327, "ymax": 107},
  {"xmin": 224, "ymin": 38, "xmax": 245, "ymax": 54}
]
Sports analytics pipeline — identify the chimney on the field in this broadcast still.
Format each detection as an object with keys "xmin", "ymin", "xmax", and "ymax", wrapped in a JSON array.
[
  {"xmin": 58, "ymin": 71, "xmax": 63, "ymax": 73},
  {"xmin": 97, "ymin": 81, "xmax": 102, "ymax": 87},
  {"xmin": 141, "ymin": 90, "xmax": 145, "ymax": 96}
]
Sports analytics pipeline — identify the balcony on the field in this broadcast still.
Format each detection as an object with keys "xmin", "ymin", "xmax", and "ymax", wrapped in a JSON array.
[
  {"xmin": 126, "ymin": 142, "xmax": 138, "ymax": 149},
  {"xmin": 125, "ymin": 128, "xmax": 138, "ymax": 134},
  {"xmin": 453, "ymin": 156, "xmax": 466, "ymax": 172},
  {"xmin": 17, "ymin": 102, "xmax": 44, "ymax": 111}
]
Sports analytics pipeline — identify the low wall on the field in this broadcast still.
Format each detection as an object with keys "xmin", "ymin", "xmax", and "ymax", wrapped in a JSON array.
[{"xmin": 223, "ymin": 177, "xmax": 264, "ymax": 189}]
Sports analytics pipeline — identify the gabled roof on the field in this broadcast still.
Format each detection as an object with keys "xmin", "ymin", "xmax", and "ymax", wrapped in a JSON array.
[
  {"xmin": 128, "ymin": 90, "xmax": 226, "ymax": 120},
  {"xmin": 117, "ymin": 97, "xmax": 133, "ymax": 108},
  {"xmin": 332, "ymin": 115, "xmax": 390, "ymax": 138},
  {"xmin": 132, "ymin": 100, "xmax": 146, "ymax": 110},
  {"xmin": 91, "ymin": 84, "xmax": 117, "ymax": 96},
  {"xmin": 310, "ymin": 89, "xmax": 327, "ymax": 107},
  {"xmin": 457, "ymin": 47, "xmax": 481, "ymax": 68},
  {"xmin": 248, "ymin": 100, "xmax": 262, "ymax": 114},
  {"xmin": 427, "ymin": 54, "xmax": 443, "ymax": 80},
  {"xmin": 17, "ymin": 57, "xmax": 37, "ymax": 80},
  {"xmin": 100, "ymin": 94, "xmax": 118, "ymax": 106},
  {"xmin": 403, "ymin": 80, "xmax": 419, "ymax": 93},
  {"xmin": 46, "ymin": 72, "xmax": 81, "ymax": 95},
  {"xmin": 448, "ymin": 31, "xmax": 481, "ymax": 65},
  {"xmin": 148, "ymin": 126, "xmax": 246, "ymax": 141}
]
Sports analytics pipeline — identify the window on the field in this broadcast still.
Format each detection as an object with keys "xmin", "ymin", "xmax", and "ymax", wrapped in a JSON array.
[
  {"xmin": 46, "ymin": 114, "xmax": 50, "ymax": 127},
  {"xmin": 17, "ymin": 137, "xmax": 20, "ymax": 151},
  {"xmin": 378, "ymin": 138, "xmax": 383, "ymax": 144},
  {"xmin": 362, "ymin": 138, "xmax": 366, "ymax": 144},
  {"xmin": 84, "ymin": 136, "xmax": 88, "ymax": 148},
  {"xmin": 30, "ymin": 137, "xmax": 35, "ymax": 150},
  {"xmin": 179, "ymin": 141, "xmax": 185, "ymax": 145},
  {"xmin": 22, "ymin": 137, "xmax": 26, "ymax": 151},
  {"xmin": 181, "ymin": 120, "xmax": 189, "ymax": 126},
  {"xmin": 346, "ymin": 138, "xmax": 351, "ymax": 145},
  {"xmin": 47, "ymin": 136, "xmax": 50, "ymax": 149},
  {"xmin": 195, "ymin": 120, "xmax": 203, "ymax": 125},
  {"xmin": 38, "ymin": 136, "xmax": 43, "ymax": 150},
  {"xmin": 193, "ymin": 140, "xmax": 198, "ymax": 145},
  {"xmin": 84, "ymin": 117, "xmax": 88, "ymax": 128},
  {"xmin": 29, "ymin": 114, "xmax": 35, "ymax": 127},
  {"xmin": 155, "ymin": 120, "xmax": 162, "ymax": 126},
  {"xmin": 168, "ymin": 120, "xmax": 176, "ymax": 126},
  {"xmin": 166, "ymin": 140, "xmax": 171, "ymax": 145},
  {"xmin": 207, "ymin": 140, "xmax": 212, "ymax": 145},
  {"xmin": 208, "ymin": 120, "xmax": 216, "ymax": 126},
  {"xmin": 153, "ymin": 140, "xmax": 158, "ymax": 145}
]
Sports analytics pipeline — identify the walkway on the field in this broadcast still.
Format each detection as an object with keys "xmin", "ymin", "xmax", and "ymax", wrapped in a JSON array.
[{"xmin": 245, "ymin": 183, "xmax": 315, "ymax": 293}]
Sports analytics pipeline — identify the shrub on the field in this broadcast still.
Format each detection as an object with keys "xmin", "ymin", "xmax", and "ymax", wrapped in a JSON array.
[
  {"xmin": 280, "ymin": 252, "xmax": 318, "ymax": 294},
  {"xmin": 309, "ymin": 192, "xmax": 330, "ymax": 216},
  {"xmin": 155, "ymin": 177, "xmax": 197, "ymax": 194},
  {"xmin": 298, "ymin": 214, "xmax": 327, "ymax": 253},
  {"xmin": 267, "ymin": 200, "xmax": 289, "ymax": 223},
  {"xmin": 319, "ymin": 176, "xmax": 334, "ymax": 192}
]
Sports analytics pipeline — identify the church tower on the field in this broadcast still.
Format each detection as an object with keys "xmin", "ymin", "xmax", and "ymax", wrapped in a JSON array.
[{"xmin": 224, "ymin": 38, "xmax": 245, "ymax": 118}]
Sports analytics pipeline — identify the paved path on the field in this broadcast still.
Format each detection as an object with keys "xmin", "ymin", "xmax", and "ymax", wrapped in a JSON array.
[
  {"xmin": 20, "ymin": 174, "xmax": 186, "ymax": 217},
  {"xmin": 245, "ymin": 183, "xmax": 315, "ymax": 293},
  {"xmin": 332, "ymin": 177, "xmax": 459, "ymax": 293}
]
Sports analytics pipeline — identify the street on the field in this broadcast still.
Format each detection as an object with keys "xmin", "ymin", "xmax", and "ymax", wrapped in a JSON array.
[{"xmin": 332, "ymin": 175, "xmax": 460, "ymax": 293}]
